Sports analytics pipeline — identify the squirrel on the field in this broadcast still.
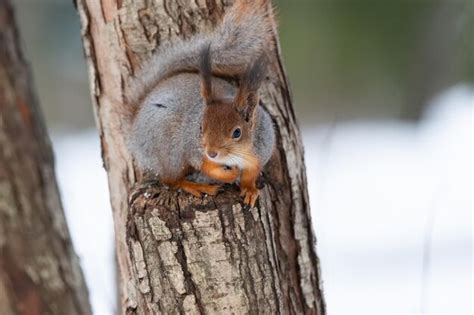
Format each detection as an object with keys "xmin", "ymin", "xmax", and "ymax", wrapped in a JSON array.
[{"xmin": 126, "ymin": 0, "xmax": 276, "ymax": 207}]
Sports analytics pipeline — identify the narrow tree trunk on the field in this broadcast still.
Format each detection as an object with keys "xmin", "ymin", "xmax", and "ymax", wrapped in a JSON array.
[
  {"xmin": 402, "ymin": 0, "xmax": 466, "ymax": 120},
  {"xmin": 0, "ymin": 1, "xmax": 92, "ymax": 314},
  {"xmin": 76, "ymin": 0, "xmax": 325, "ymax": 313}
]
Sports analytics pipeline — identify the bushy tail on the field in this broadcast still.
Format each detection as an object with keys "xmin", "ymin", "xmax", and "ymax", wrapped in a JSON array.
[{"xmin": 127, "ymin": 0, "xmax": 274, "ymax": 106}]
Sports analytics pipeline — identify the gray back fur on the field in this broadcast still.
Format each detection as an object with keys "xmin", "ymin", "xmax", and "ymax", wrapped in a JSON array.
[{"xmin": 254, "ymin": 106, "xmax": 275, "ymax": 166}]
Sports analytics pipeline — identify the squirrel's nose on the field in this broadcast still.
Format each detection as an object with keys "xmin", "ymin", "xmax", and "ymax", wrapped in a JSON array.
[{"xmin": 207, "ymin": 151, "xmax": 218, "ymax": 159}]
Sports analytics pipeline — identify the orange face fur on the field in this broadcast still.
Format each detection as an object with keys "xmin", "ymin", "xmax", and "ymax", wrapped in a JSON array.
[
  {"xmin": 202, "ymin": 100, "xmax": 256, "ymax": 168},
  {"xmin": 199, "ymin": 44, "xmax": 267, "ymax": 168}
]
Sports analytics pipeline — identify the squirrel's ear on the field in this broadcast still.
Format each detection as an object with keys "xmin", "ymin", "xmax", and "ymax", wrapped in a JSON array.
[
  {"xmin": 200, "ymin": 44, "xmax": 215, "ymax": 105},
  {"xmin": 234, "ymin": 54, "xmax": 268, "ymax": 121}
]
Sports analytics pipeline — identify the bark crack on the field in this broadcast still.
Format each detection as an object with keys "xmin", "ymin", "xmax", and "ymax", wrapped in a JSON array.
[{"xmin": 175, "ymin": 198, "xmax": 205, "ymax": 314}]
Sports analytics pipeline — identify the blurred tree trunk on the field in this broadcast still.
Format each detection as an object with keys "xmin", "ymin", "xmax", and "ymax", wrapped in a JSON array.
[
  {"xmin": 76, "ymin": 0, "xmax": 325, "ymax": 314},
  {"xmin": 0, "ymin": 1, "xmax": 91, "ymax": 314},
  {"xmin": 403, "ymin": 0, "xmax": 467, "ymax": 120}
]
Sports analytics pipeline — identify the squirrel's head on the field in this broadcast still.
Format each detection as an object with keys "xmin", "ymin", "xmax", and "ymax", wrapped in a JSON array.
[{"xmin": 199, "ymin": 45, "xmax": 268, "ymax": 167}]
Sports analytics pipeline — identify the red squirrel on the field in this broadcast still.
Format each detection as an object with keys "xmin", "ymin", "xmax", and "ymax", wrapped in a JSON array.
[{"xmin": 126, "ymin": 0, "xmax": 275, "ymax": 207}]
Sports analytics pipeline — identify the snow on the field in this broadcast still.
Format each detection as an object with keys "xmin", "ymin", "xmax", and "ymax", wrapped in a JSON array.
[
  {"xmin": 52, "ymin": 132, "xmax": 116, "ymax": 314},
  {"xmin": 51, "ymin": 85, "xmax": 473, "ymax": 314},
  {"xmin": 304, "ymin": 85, "xmax": 472, "ymax": 314}
]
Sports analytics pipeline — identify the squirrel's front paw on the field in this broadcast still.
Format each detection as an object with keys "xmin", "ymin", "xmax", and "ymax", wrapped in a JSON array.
[
  {"xmin": 220, "ymin": 165, "xmax": 240, "ymax": 183},
  {"xmin": 240, "ymin": 187, "xmax": 260, "ymax": 207}
]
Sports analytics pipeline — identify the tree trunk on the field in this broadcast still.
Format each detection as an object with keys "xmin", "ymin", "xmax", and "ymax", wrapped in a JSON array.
[
  {"xmin": 402, "ymin": 0, "xmax": 466, "ymax": 120},
  {"xmin": 0, "ymin": 1, "xmax": 92, "ymax": 314},
  {"xmin": 75, "ymin": 0, "xmax": 325, "ymax": 314}
]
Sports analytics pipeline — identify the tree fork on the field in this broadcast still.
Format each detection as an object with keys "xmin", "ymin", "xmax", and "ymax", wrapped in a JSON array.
[{"xmin": 76, "ymin": 0, "xmax": 325, "ymax": 313}]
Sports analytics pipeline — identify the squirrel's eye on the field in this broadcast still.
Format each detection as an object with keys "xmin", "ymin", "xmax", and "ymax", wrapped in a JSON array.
[{"xmin": 232, "ymin": 127, "xmax": 242, "ymax": 139}]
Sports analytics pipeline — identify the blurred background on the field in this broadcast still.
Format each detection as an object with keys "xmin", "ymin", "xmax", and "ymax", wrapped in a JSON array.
[{"xmin": 14, "ymin": 0, "xmax": 473, "ymax": 314}]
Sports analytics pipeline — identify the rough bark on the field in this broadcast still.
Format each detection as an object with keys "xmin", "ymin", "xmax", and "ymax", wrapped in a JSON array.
[
  {"xmin": 0, "ymin": 1, "xmax": 92, "ymax": 314},
  {"xmin": 76, "ymin": 0, "xmax": 325, "ymax": 314}
]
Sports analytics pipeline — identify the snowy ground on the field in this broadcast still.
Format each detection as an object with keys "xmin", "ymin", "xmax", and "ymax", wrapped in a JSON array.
[{"xmin": 51, "ymin": 85, "xmax": 473, "ymax": 314}]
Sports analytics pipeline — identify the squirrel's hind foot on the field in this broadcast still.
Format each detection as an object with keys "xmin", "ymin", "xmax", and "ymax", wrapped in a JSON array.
[{"xmin": 173, "ymin": 180, "xmax": 220, "ymax": 197}]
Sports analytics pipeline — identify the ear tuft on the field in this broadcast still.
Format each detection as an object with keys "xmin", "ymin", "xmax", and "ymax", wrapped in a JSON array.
[
  {"xmin": 200, "ymin": 43, "xmax": 214, "ymax": 104},
  {"xmin": 234, "ymin": 54, "xmax": 269, "ymax": 119},
  {"xmin": 244, "ymin": 54, "xmax": 269, "ymax": 95}
]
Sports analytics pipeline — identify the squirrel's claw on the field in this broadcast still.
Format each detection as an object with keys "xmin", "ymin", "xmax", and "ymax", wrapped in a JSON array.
[
  {"xmin": 199, "ymin": 184, "xmax": 220, "ymax": 196},
  {"xmin": 189, "ymin": 184, "xmax": 219, "ymax": 196},
  {"xmin": 242, "ymin": 188, "xmax": 259, "ymax": 207},
  {"xmin": 187, "ymin": 189, "xmax": 202, "ymax": 198}
]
